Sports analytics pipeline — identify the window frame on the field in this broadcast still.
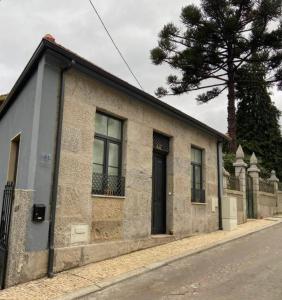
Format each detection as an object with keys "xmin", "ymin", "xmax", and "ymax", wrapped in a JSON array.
[
  {"xmin": 191, "ymin": 146, "xmax": 204, "ymax": 203},
  {"xmin": 93, "ymin": 111, "xmax": 123, "ymax": 178}
]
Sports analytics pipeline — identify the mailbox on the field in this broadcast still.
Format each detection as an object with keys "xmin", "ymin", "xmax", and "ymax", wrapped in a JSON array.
[{"xmin": 32, "ymin": 204, "xmax": 46, "ymax": 223}]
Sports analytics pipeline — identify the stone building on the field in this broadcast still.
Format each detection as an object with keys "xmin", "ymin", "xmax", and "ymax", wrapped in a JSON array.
[{"xmin": 0, "ymin": 36, "xmax": 228, "ymax": 287}]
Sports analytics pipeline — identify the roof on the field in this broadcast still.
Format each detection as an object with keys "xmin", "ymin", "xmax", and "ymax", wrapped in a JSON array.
[
  {"xmin": 0, "ymin": 94, "xmax": 6, "ymax": 107},
  {"xmin": 0, "ymin": 37, "xmax": 229, "ymax": 141}
]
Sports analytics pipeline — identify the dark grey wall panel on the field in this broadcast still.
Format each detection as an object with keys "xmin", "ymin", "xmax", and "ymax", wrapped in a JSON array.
[
  {"xmin": 26, "ymin": 58, "xmax": 61, "ymax": 251},
  {"xmin": 0, "ymin": 70, "xmax": 37, "ymax": 199}
]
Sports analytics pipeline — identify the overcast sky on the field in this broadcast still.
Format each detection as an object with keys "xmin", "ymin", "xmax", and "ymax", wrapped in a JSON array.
[{"xmin": 0, "ymin": 0, "xmax": 281, "ymax": 133}]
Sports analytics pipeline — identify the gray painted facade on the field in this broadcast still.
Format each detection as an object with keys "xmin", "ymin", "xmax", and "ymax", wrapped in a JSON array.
[{"xmin": 0, "ymin": 55, "xmax": 61, "ymax": 251}]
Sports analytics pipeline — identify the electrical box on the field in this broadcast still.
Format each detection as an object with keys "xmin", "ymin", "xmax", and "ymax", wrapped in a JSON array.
[{"xmin": 32, "ymin": 204, "xmax": 46, "ymax": 223}]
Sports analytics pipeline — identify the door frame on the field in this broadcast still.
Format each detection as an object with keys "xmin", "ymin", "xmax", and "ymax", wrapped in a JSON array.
[{"xmin": 6, "ymin": 133, "xmax": 21, "ymax": 185}]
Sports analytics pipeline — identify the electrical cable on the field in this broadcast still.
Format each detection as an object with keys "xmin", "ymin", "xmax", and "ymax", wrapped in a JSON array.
[{"xmin": 88, "ymin": 0, "xmax": 144, "ymax": 90}]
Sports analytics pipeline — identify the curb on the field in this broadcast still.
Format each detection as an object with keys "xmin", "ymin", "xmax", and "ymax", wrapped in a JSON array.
[{"xmin": 56, "ymin": 219, "xmax": 282, "ymax": 300}]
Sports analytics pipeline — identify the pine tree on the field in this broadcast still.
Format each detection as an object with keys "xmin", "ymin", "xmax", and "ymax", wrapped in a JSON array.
[
  {"xmin": 236, "ymin": 63, "xmax": 282, "ymax": 178},
  {"xmin": 151, "ymin": 0, "xmax": 282, "ymax": 152}
]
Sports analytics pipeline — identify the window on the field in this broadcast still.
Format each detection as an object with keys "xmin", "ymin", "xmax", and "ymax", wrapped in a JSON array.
[
  {"xmin": 7, "ymin": 134, "xmax": 20, "ymax": 185},
  {"xmin": 191, "ymin": 147, "xmax": 205, "ymax": 203},
  {"xmin": 92, "ymin": 112, "xmax": 124, "ymax": 196}
]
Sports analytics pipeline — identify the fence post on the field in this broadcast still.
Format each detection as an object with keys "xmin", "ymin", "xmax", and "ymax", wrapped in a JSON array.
[
  {"xmin": 233, "ymin": 145, "xmax": 247, "ymax": 222},
  {"xmin": 268, "ymin": 170, "xmax": 279, "ymax": 213},
  {"xmin": 268, "ymin": 170, "xmax": 279, "ymax": 193},
  {"xmin": 247, "ymin": 153, "xmax": 260, "ymax": 218}
]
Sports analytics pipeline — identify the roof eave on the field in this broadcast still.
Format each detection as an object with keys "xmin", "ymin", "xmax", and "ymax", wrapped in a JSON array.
[{"xmin": 0, "ymin": 39, "xmax": 230, "ymax": 142}]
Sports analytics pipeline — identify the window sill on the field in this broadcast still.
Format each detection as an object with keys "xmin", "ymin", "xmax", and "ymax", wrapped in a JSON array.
[
  {"xmin": 92, "ymin": 194, "xmax": 126, "ymax": 199},
  {"xmin": 191, "ymin": 202, "xmax": 207, "ymax": 205}
]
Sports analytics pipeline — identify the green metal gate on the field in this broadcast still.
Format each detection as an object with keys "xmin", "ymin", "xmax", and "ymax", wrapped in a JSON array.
[{"xmin": 246, "ymin": 175, "xmax": 254, "ymax": 219}]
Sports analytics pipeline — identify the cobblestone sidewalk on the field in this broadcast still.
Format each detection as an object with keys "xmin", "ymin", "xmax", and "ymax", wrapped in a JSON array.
[{"xmin": 0, "ymin": 218, "xmax": 281, "ymax": 300}]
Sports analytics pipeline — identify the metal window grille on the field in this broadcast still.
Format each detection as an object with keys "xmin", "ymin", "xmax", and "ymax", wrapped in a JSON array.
[
  {"xmin": 227, "ymin": 175, "xmax": 241, "ymax": 191},
  {"xmin": 259, "ymin": 179, "xmax": 275, "ymax": 194},
  {"xmin": 153, "ymin": 133, "xmax": 169, "ymax": 153},
  {"xmin": 92, "ymin": 173, "xmax": 125, "ymax": 196}
]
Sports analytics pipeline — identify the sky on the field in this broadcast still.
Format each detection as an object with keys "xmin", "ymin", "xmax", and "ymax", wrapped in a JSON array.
[{"xmin": 0, "ymin": 0, "xmax": 281, "ymax": 133}]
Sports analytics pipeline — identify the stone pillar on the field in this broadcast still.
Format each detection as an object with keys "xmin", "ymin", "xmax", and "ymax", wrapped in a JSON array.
[
  {"xmin": 247, "ymin": 153, "xmax": 260, "ymax": 218},
  {"xmin": 233, "ymin": 145, "xmax": 247, "ymax": 222},
  {"xmin": 268, "ymin": 170, "xmax": 279, "ymax": 212},
  {"xmin": 268, "ymin": 170, "xmax": 279, "ymax": 193},
  {"xmin": 222, "ymin": 167, "xmax": 237, "ymax": 231}
]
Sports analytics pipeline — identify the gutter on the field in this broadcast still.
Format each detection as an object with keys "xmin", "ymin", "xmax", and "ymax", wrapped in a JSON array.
[
  {"xmin": 47, "ymin": 60, "xmax": 75, "ymax": 278},
  {"xmin": 217, "ymin": 141, "xmax": 223, "ymax": 230}
]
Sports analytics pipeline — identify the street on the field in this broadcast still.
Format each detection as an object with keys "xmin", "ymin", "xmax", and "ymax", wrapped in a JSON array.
[{"xmin": 86, "ymin": 223, "xmax": 282, "ymax": 300}]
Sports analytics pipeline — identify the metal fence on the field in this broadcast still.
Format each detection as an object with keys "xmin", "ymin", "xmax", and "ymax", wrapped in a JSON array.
[
  {"xmin": 0, "ymin": 182, "xmax": 15, "ymax": 289},
  {"xmin": 227, "ymin": 175, "xmax": 241, "ymax": 191},
  {"xmin": 259, "ymin": 179, "xmax": 275, "ymax": 194},
  {"xmin": 92, "ymin": 173, "xmax": 125, "ymax": 196}
]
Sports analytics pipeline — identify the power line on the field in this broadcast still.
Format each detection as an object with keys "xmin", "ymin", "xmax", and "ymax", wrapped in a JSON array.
[{"xmin": 87, "ymin": 0, "xmax": 144, "ymax": 91}]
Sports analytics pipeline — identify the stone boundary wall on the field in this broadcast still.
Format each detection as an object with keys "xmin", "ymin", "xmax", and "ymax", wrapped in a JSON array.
[
  {"xmin": 257, "ymin": 192, "xmax": 277, "ymax": 218},
  {"xmin": 223, "ymin": 147, "xmax": 281, "ymax": 224},
  {"xmin": 276, "ymin": 192, "xmax": 282, "ymax": 214}
]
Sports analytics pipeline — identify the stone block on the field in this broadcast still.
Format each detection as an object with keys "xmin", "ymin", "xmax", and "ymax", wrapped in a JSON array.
[
  {"xmin": 92, "ymin": 220, "xmax": 123, "ymax": 241},
  {"xmin": 5, "ymin": 189, "xmax": 32, "ymax": 287},
  {"xmin": 54, "ymin": 246, "xmax": 82, "ymax": 273},
  {"xmin": 92, "ymin": 197, "xmax": 124, "ymax": 220}
]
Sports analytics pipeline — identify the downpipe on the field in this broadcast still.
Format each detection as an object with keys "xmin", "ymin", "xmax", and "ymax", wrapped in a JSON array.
[
  {"xmin": 217, "ymin": 141, "xmax": 223, "ymax": 230},
  {"xmin": 47, "ymin": 60, "xmax": 75, "ymax": 278}
]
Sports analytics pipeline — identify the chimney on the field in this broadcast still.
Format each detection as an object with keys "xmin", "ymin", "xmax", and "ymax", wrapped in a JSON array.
[{"xmin": 43, "ymin": 34, "xmax": 55, "ymax": 43}]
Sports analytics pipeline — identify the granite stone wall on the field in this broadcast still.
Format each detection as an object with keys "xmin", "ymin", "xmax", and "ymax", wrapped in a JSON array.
[
  {"xmin": 5, "ymin": 189, "xmax": 48, "ymax": 287},
  {"xmin": 53, "ymin": 69, "xmax": 220, "ymax": 271}
]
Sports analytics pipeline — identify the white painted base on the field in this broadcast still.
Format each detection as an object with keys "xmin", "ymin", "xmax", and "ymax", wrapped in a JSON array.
[{"xmin": 222, "ymin": 218, "xmax": 237, "ymax": 231}]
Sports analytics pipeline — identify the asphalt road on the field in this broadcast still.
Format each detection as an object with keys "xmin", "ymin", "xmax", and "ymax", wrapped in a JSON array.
[{"xmin": 86, "ymin": 223, "xmax": 282, "ymax": 300}]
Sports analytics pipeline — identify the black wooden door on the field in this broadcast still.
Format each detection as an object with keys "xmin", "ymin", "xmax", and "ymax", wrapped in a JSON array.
[{"xmin": 152, "ymin": 152, "xmax": 166, "ymax": 234}]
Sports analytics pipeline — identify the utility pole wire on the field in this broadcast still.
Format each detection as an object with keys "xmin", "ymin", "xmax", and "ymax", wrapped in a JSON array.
[{"xmin": 88, "ymin": 0, "xmax": 144, "ymax": 91}]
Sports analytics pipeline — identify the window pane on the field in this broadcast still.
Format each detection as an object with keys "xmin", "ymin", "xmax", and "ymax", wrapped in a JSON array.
[
  {"xmin": 195, "ymin": 165, "xmax": 201, "ymax": 189},
  {"xmin": 95, "ymin": 113, "xmax": 107, "ymax": 135},
  {"xmin": 108, "ymin": 117, "xmax": 121, "ymax": 139},
  {"xmin": 93, "ymin": 139, "xmax": 104, "ymax": 165},
  {"xmin": 108, "ymin": 143, "xmax": 119, "ymax": 167},
  {"xmin": 108, "ymin": 166, "xmax": 118, "ymax": 176},
  {"xmin": 195, "ymin": 189, "xmax": 201, "ymax": 202},
  {"xmin": 93, "ymin": 164, "xmax": 103, "ymax": 174},
  {"xmin": 192, "ymin": 148, "xmax": 202, "ymax": 164}
]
